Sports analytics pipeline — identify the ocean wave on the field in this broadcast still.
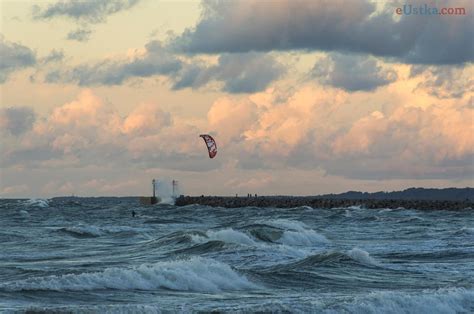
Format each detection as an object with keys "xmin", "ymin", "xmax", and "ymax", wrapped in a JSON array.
[
  {"xmin": 272, "ymin": 249, "xmax": 380, "ymax": 270},
  {"xmin": 246, "ymin": 224, "xmax": 284, "ymax": 243},
  {"xmin": 172, "ymin": 240, "xmax": 227, "ymax": 255},
  {"xmin": 326, "ymin": 288, "xmax": 474, "ymax": 314},
  {"xmin": 209, "ymin": 288, "xmax": 474, "ymax": 313},
  {"xmin": 347, "ymin": 248, "xmax": 379, "ymax": 266},
  {"xmin": 58, "ymin": 225, "xmax": 146, "ymax": 238},
  {"xmin": 59, "ymin": 225, "xmax": 104, "ymax": 237},
  {"xmin": 0, "ymin": 257, "xmax": 260, "ymax": 293},
  {"xmin": 457, "ymin": 227, "xmax": 474, "ymax": 235},
  {"xmin": 23, "ymin": 305, "xmax": 164, "ymax": 314},
  {"xmin": 23, "ymin": 198, "xmax": 49, "ymax": 208},
  {"xmin": 265, "ymin": 219, "xmax": 329, "ymax": 246},
  {"xmin": 191, "ymin": 228, "xmax": 257, "ymax": 246},
  {"xmin": 384, "ymin": 250, "xmax": 474, "ymax": 262}
]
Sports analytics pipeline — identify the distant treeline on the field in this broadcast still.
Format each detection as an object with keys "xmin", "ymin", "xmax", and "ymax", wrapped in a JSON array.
[{"xmin": 316, "ymin": 188, "xmax": 473, "ymax": 201}]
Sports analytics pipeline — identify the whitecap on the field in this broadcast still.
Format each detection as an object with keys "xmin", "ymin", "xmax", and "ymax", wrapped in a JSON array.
[
  {"xmin": 347, "ymin": 247, "xmax": 379, "ymax": 266},
  {"xmin": 1, "ymin": 257, "xmax": 260, "ymax": 293},
  {"xmin": 192, "ymin": 228, "xmax": 257, "ymax": 246},
  {"xmin": 265, "ymin": 219, "xmax": 329, "ymax": 246},
  {"xmin": 24, "ymin": 198, "xmax": 49, "ymax": 208}
]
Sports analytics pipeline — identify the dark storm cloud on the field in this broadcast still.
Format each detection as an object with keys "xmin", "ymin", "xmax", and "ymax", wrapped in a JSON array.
[
  {"xmin": 172, "ymin": 53, "xmax": 285, "ymax": 93},
  {"xmin": 0, "ymin": 107, "xmax": 36, "ymax": 136},
  {"xmin": 172, "ymin": 0, "xmax": 473, "ymax": 65},
  {"xmin": 0, "ymin": 37, "xmax": 36, "ymax": 83},
  {"xmin": 45, "ymin": 41, "xmax": 182, "ymax": 86},
  {"xmin": 66, "ymin": 29, "xmax": 92, "ymax": 42},
  {"xmin": 33, "ymin": 0, "xmax": 141, "ymax": 23},
  {"xmin": 312, "ymin": 54, "xmax": 397, "ymax": 92},
  {"xmin": 45, "ymin": 42, "xmax": 283, "ymax": 93}
]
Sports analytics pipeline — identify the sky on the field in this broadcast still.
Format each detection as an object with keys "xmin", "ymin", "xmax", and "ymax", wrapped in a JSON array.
[{"xmin": 0, "ymin": 0, "xmax": 473, "ymax": 198}]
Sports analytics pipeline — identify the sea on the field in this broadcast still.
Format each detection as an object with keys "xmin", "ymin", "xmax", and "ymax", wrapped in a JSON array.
[{"xmin": 1, "ymin": 198, "xmax": 473, "ymax": 313}]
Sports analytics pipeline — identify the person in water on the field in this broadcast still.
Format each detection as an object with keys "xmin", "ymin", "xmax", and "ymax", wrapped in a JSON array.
[{"xmin": 132, "ymin": 210, "xmax": 136, "ymax": 217}]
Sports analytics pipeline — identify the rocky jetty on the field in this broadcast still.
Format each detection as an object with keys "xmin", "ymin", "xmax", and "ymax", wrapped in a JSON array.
[{"xmin": 175, "ymin": 196, "xmax": 473, "ymax": 210}]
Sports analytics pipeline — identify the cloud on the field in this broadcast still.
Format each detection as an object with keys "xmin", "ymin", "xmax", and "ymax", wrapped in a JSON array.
[
  {"xmin": 3, "ymin": 78, "xmax": 473, "ymax": 182},
  {"xmin": 0, "ymin": 107, "xmax": 36, "ymax": 136},
  {"xmin": 0, "ymin": 184, "xmax": 29, "ymax": 196},
  {"xmin": 66, "ymin": 29, "xmax": 92, "ymax": 42},
  {"xmin": 204, "ymin": 83, "xmax": 474, "ymax": 179},
  {"xmin": 41, "ymin": 49, "xmax": 65, "ymax": 65},
  {"xmin": 122, "ymin": 103, "xmax": 172, "ymax": 135},
  {"xmin": 410, "ymin": 65, "xmax": 474, "ymax": 98},
  {"xmin": 172, "ymin": 52, "xmax": 285, "ymax": 93},
  {"xmin": 329, "ymin": 103, "xmax": 474, "ymax": 179},
  {"xmin": 45, "ymin": 40, "xmax": 182, "ymax": 85},
  {"xmin": 1, "ymin": 90, "xmax": 210, "ymax": 172},
  {"xmin": 172, "ymin": 0, "xmax": 473, "ymax": 65},
  {"xmin": 207, "ymin": 96, "xmax": 258, "ymax": 143},
  {"xmin": 33, "ymin": 0, "xmax": 141, "ymax": 24},
  {"xmin": 0, "ymin": 37, "xmax": 36, "ymax": 83},
  {"xmin": 312, "ymin": 54, "xmax": 397, "ymax": 91},
  {"xmin": 44, "ymin": 43, "xmax": 283, "ymax": 93}
]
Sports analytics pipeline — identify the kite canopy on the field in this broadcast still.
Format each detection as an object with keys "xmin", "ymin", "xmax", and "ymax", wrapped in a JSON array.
[{"xmin": 199, "ymin": 134, "xmax": 217, "ymax": 158}]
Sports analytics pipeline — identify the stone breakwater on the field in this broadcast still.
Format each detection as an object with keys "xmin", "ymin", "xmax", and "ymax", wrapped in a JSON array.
[{"xmin": 175, "ymin": 196, "xmax": 473, "ymax": 210}]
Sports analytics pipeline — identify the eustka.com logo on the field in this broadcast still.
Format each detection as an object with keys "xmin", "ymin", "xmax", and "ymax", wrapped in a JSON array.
[{"xmin": 396, "ymin": 4, "xmax": 466, "ymax": 16}]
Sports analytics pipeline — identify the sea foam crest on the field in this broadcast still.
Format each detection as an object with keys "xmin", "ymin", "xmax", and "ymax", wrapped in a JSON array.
[
  {"xmin": 24, "ymin": 198, "xmax": 49, "ymax": 208},
  {"xmin": 1, "ymin": 257, "xmax": 259, "ymax": 293},
  {"xmin": 347, "ymin": 247, "xmax": 379, "ymax": 266},
  {"xmin": 266, "ymin": 219, "xmax": 329, "ymax": 246},
  {"xmin": 192, "ymin": 228, "xmax": 257, "ymax": 246}
]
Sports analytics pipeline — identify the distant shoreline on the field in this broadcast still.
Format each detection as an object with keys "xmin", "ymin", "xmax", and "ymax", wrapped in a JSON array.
[{"xmin": 175, "ymin": 196, "xmax": 473, "ymax": 210}]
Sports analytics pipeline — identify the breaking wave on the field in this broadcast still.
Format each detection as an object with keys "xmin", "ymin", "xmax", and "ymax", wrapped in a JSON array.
[
  {"xmin": 191, "ymin": 228, "xmax": 257, "ymax": 246},
  {"xmin": 1, "ymin": 257, "xmax": 260, "ymax": 293},
  {"xmin": 23, "ymin": 198, "xmax": 49, "ymax": 208},
  {"xmin": 347, "ymin": 247, "xmax": 379, "ymax": 266},
  {"xmin": 265, "ymin": 219, "xmax": 329, "ymax": 246}
]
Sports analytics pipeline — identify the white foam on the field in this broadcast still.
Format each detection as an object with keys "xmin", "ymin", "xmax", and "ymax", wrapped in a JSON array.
[
  {"xmin": 278, "ymin": 229, "xmax": 329, "ymax": 246},
  {"xmin": 347, "ymin": 247, "xmax": 379, "ymax": 266},
  {"xmin": 347, "ymin": 205, "xmax": 364, "ymax": 210},
  {"xmin": 265, "ymin": 219, "xmax": 329, "ymax": 246},
  {"xmin": 190, "ymin": 227, "xmax": 310, "ymax": 259},
  {"xmin": 19, "ymin": 210, "xmax": 30, "ymax": 217},
  {"xmin": 192, "ymin": 228, "xmax": 257, "ymax": 246},
  {"xmin": 24, "ymin": 198, "xmax": 49, "ymax": 208},
  {"xmin": 266, "ymin": 219, "xmax": 309, "ymax": 231},
  {"xmin": 1, "ymin": 257, "xmax": 259, "ymax": 293}
]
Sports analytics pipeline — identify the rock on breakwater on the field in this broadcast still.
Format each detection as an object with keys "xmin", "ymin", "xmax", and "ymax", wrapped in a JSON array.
[{"xmin": 175, "ymin": 196, "xmax": 473, "ymax": 210}]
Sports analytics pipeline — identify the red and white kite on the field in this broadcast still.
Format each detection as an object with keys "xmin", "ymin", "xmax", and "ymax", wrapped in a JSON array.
[{"xmin": 199, "ymin": 134, "xmax": 217, "ymax": 158}]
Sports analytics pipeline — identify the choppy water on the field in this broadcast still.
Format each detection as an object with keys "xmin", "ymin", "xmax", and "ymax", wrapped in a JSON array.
[{"xmin": 1, "ymin": 198, "xmax": 473, "ymax": 313}]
